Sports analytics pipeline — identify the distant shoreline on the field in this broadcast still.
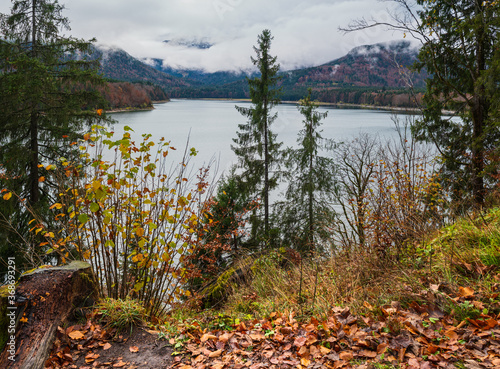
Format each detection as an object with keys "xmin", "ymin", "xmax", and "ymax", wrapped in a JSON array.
[
  {"xmin": 170, "ymin": 97, "xmax": 426, "ymax": 115},
  {"xmin": 110, "ymin": 98, "xmax": 454, "ymax": 117},
  {"xmin": 107, "ymin": 99, "xmax": 170, "ymax": 114}
]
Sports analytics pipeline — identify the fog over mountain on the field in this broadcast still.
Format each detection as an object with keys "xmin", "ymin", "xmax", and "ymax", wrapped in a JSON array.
[{"xmin": 0, "ymin": 0, "xmax": 408, "ymax": 73}]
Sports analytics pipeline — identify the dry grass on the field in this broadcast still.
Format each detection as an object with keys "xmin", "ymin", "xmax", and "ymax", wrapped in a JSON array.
[{"xmin": 218, "ymin": 207, "xmax": 500, "ymax": 321}]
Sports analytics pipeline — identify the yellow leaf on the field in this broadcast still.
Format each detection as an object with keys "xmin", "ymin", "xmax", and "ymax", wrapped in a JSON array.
[
  {"xmin": 92, "ymin": 180, "xmax": 101, "ymax": 191},
  {"xmin": 20, "ymin": 317, "xmax": 28, "ymax": 323},
  {"xmin": 3, "ymin": 192, "xmax": 12, "ymax": 200}
]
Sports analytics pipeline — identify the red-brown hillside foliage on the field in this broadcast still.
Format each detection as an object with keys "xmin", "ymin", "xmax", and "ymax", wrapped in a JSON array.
[{"xmin": 100, "ymin": 82, "xmax": 169, "ymax": 109}]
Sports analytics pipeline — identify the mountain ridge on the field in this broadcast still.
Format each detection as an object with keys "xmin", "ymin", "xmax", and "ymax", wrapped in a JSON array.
[{"xmin": 94, "ymin": 40, "xmax": 425, "ymax": 106}]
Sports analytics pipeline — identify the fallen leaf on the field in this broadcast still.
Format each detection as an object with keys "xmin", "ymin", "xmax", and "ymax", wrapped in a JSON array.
[
  {"xmin": 319, "ymin": 346, "xmax": 331, "ymax": 355},
  {"xmin": 103, "ymin": 343, "xmax": 112, "ymax": 350},
  {"xmin": 218, "ymin": 332, "xmax": 232, "ymax": 343},
  {"xmin": 359, "ymin": 349, "xmax": 377, "ymax": 358},
  {"xmin": 408, "ymin": 358, "xmax": 420, "ymax": 368},
  {"xmin": 113, "ymin": 361, "xmax": 128, "ymax": 367},
  {"xmin": 339, "ymin": 351, "xmax": 353, "ymax": 361},
  {"xmin": 84, "ymin": 353, "xmax": 99, "ymax": 363},
  {"xmin": 293, "ymin": 336, "xmax": 307, "ymax": 347},
  {"xmin": 129, "ymin": 346, "xmax": 139, "ymax": 353},
  {"xmin": 69, "ymin": 330, "xmax": 85, "ymax": 340},
  {"xmin": 458, "ymin": 286, "xmax": 474, "ymax": 297},
  {"xmin": 208, "ymin": 349, "xmax": 223, "ymax": 358},
  {"xmin": 200, "ymin": 333, "xmax": 217, "ymax": 342},
  {"xmin": 377, "ymin": 343, "xmax": 389, "ymax": 354},
  {"xmin": 301, "ymin": 357, "xmax": 311, "ymax": 366}
]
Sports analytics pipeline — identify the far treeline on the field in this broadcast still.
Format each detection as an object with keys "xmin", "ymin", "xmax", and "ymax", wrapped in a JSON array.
[{"xmin": 0, "ymin": 0, "xmax": 499, "ymax": 320}]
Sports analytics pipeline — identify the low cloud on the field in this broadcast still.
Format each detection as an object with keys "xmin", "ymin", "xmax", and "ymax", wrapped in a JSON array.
[{"xmin": 0, "ymin": 0, "xmax": 406, "ymax": 72}]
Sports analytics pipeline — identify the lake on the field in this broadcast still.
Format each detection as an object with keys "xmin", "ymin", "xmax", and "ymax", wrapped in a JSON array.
[{"xmin": 110, "ymin": 99, "xmax": 405, "ymax": 177}]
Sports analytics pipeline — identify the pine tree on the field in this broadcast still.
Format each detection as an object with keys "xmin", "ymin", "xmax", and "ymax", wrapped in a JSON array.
[
  {"xmin": 277, "ymin": 89, "xmax": 336, "ymax": 255},
  {"xmin": 232, "ymin": 29, "xmax": 282, "ymax": 246},
  {"xmin": 0, "ymin": 0, "xmax": 108, "ymax": 269}
]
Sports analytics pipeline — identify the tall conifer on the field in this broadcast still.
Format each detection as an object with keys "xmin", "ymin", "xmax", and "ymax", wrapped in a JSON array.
[
  {"xmin": 0, "ymin": 0, "xmax": 108, "ymax": 269},
  {"xmin": 232, "ymin": 29, "xmax": 282, "ymax": 246}
]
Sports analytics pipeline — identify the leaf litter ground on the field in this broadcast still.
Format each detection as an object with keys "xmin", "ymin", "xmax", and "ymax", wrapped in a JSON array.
[{"xmin": 47, "ymin": 284, "xmax": 500, "ymax": 369}]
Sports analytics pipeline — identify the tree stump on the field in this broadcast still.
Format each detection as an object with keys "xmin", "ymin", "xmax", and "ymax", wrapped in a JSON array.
[{"xmin": 0, "ymin": 261, "xmax": 95, "ymax": 369}]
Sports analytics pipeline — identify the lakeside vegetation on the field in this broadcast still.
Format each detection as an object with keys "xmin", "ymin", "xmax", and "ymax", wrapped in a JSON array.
[{"xmin": 1, "ymin": 0, "xmax": 500, "ymax": 367}]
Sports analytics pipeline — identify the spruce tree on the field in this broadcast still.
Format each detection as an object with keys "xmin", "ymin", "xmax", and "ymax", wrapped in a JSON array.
[
  {"xmin": 342, "ymin": 0, "xmax": 500, "ymax": 209},
  {"xmin": 411, "ymin": 0, "xmax": 500, "ymax": 208},
  {"xmin": 232, "ymin": 29, "xmax": 282, "ymax": 246},
  {"xmin": 277, "ymin": 89, "xmax": 336, "ymax": 255},
  {"xmin": 0, "ymin": 0, "xmax": 108, "ymax": 269},
  {"xmin": 0, "ymin": 0, "xmax": 108, "ymax": 204}
]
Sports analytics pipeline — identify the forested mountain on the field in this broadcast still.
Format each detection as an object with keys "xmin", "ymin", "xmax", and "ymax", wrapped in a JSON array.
[
  {"xmin": 94, "ymin": 41, "xmax": 424, "ymax": 107},
  {"xmin": 93, "ymin": 46, "xmax": 193, "ymax": 88},
  {"xmin": 281, "ymin": 41, "xmax": 424, "ymax": 89}
]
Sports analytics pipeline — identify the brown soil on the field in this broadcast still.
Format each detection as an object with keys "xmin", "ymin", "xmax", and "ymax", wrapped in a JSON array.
[{"xmin": 47, "ymin": 322, "xmax": 173, "ymax": 369}]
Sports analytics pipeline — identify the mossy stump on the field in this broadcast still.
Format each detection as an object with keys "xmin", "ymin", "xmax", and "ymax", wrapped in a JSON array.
[{"xmin": 0, "ymin": 261, "xmax": 95, "ymax": 369}]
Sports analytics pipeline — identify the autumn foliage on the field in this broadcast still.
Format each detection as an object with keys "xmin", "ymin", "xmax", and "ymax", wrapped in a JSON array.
[{"xmin": 29, "ymin": 126, "xmax": 213, "ymax": 316}]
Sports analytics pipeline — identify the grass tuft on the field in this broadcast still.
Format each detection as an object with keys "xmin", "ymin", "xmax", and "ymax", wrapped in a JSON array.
[{"xmin": 96, "ymin": 297, "xmax": 146, "ymax": 332}]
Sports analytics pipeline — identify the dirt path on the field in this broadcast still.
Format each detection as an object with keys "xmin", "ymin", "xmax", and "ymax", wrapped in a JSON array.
[{"xmin": 47, "ymin": 322, "xmax": 173, "ymax": 368}]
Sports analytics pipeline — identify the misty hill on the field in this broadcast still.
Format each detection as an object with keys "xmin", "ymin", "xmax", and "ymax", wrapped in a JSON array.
[
  {"xmin": 94, "ymin": 41, "xmax": 425, "ymax": 106},
  {"xmin": 281, "ymin": 41, "xmax": 425, "ymax": 90},
  {"xmin": 94, "ymin": 46, "xmax": 192, "ymax": 89},
  {"xmin": 145, "ymin": 59, "xmax": 255, "ymax": 86}
]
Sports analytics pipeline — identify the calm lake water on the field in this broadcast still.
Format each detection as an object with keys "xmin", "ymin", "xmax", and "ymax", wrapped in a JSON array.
[{"xmin": 110, "ymin": 99, "xmax": 404, "ymax": 177}]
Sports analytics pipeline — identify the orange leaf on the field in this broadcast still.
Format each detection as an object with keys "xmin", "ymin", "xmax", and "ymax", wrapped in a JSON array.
[
  {"xmin": 200, "ymin": 333, "xmax": 217, "ymax": 342},
  {"xmin": 339, "ymin": 351, "xmax": 353, "ymax": 361},
  {"xmin": 129, "ymin": 346, "xmax": 139, "ymax": 353},
  {"xmin": 97, "ymin": 109, "xmax": 103, "ymax": 116},
  {"xmin": 301, "ymin": 357, "xmax": 311, "ymax": 366},
  {"xmin": 3, "ymin": 192, "xmax": 12, "ymax": 200},
  {"xmin": 319, "ymin": 346, "xmax": 331, "ymax": 355},
  {"xmin": 293, "ymin": 336, "xmax": 307, "ymax": 347},
  {"xmin": 458, "ymin": 286, "xmax": 474, "ymax": 297},
  {"xmin": 38, "ymin": 176, "xmax": 45, "ymax": 182},
  {"xmin": 377, "ymin": 342, "xmax": 389, "ymax": 354},
  {"xmin": 68, "ymin": 330, "xmax": 85, "ymax": 340},
  {"xmin": 359, "ymin": 349, "xmax": 377, "ymax": 358},
  {"xmin": 135, "ymin": 227, "xmax": 145, "ymax": 237},
  {"xmin": 103, "ymin": 342, "xmax": 112, "ymax": 350},
  {"xmin": 208, "ymin": 349, "xmax": 223, "ymax": 358},
  {"xmin": 444, "ymin": 329, "xmax": 458, "ymax": 341}
]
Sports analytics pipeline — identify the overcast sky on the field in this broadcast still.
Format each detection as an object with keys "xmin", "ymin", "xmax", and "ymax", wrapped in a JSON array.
[{"xmin": 1, "ymin": 0, "xmax": 406, "ymax": 72}]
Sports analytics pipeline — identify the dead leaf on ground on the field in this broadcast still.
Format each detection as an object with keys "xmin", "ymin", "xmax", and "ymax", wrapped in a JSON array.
[{"xmin": 68, "ymin": 330, "xmax": 85, "ymax": 340}]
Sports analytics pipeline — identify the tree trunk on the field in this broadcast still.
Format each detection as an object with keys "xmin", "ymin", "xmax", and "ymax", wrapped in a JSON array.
[
  {"xmin": 471, "ymin": 0, "xmax": 487, "ymax": 208},
  {"xmin": 0, "ymin": 261, "xmax": 95, "ymax": 369}
]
